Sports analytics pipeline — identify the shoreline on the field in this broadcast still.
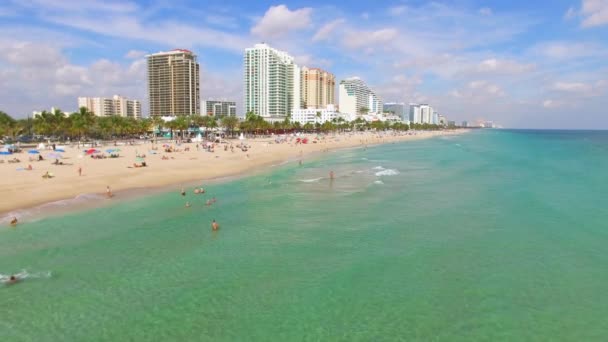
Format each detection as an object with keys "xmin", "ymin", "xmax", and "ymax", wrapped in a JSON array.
[{"xmin": 0, "ymin": 130, "xmax": 469, "ymax": 223}]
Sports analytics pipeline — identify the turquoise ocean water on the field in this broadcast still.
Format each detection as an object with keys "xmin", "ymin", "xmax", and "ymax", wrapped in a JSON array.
[{"xmin": 1, "ymin": 130, "xmax": 608, "ymax": 341}]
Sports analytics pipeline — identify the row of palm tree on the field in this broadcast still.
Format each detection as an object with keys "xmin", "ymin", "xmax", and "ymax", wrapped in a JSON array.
[{"xmin": 1, "ymin": 108, "xmax": 445, "ymax": 142}]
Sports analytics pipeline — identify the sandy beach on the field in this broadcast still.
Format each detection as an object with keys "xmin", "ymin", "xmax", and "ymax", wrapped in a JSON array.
[{"xmin": 0, "ymin": 130, "xmax": 467, "ymax": 219}]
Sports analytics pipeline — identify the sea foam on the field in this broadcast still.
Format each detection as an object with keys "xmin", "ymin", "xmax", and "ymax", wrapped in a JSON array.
[{"xmin": 375, "ymin": 169, "xmax": 400, "ymax": 176}]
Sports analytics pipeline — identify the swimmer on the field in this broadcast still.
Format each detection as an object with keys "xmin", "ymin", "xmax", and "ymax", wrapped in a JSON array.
[
  {"xmin": 185, "ymin": 201, "xmax": 191, "ymax": 208},
  {"xmin": 212, "ymin": 219, "xmax": 219, "ymax": 231},
  {"xmin": 10, "ymin": 217, "xmax": 18, "ymax": 226},
  {"xmin": 200, "ymin": 188, "xmax": 205, "ymax": 194},
  {"xmin": 206, "ymin": 199, "xmax": 212, "ymax": 206},
  {"xmin": 180, "ymin": 188, "xmax": 186, "ymax": 196},
  {"xmin": 106, "ymin": 186, "xmax": 113, "ymax": 198},
  {"xmin": 7, "ymin": 275, "xmax": 19, "ymax": 285}
]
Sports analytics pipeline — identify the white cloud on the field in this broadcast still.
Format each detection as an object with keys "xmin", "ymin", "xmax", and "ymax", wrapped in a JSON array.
[
  {"xmin": 553, "ymin": 81, "xmax": 592, "ymax": 92},
  {"xmin": 343, "ymin": 28, "xmax": 399, "ymax": 50},
  {"xmin": 580, "ymin": 0, "xmax": 608, "ymax": 27},
  {"xmin": 479, "ymin": 7, "xmax": 493, "ymax": 16},
  {"xmin": 389, "ymin": 6, "xmax": 408, "ymax": 16},
  {"xmin": 294, "ymin": 54, "xmax": 332, "ymax": 68},
  {"xmin": 312, "ymin": 19, "xmax": 345, "ymax": 42},
  {"xmin": 205, "ymin": 14, "xmax": 239, "ymax": 29},
  {"xmin": 0, "ymin": 39, "xmax": 146, "ymax": 116},
  {"xmin": 542, "ymin": 99, "xmax": 558, "ymax": 108},
  {"xmin": 15, "ymin": 0, "xmax": 138, "ymax": 14},
  {"xmin": 251, "ymin": 5, "xmax": 312, "ymax": 39},
  {"xmin": 42, "ymin": 15, "xmax": 250, "ymax": 53},
  {"xmin": 476, "ymin": 58, "xmax": 535, "ymax": 74},
  {"xmin": 124, "ymin": 50, "xmax": 147, "ymax": 59}
]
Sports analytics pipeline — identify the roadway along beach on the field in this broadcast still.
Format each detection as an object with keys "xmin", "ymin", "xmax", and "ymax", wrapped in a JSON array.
[{"xmin": 0, "ymin": 130, "xmax": 466, "ymax": 218}]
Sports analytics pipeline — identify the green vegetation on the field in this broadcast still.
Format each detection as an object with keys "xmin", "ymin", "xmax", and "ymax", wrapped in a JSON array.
[{"xmin": 1, "ymin": 107, "xmax": 450, "ymax": 143}]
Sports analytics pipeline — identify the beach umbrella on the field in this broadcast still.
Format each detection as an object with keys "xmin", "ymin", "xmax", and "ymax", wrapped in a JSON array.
[
  {"xmin": 106, "ymin": 149, "xmax": 116, "ymax": 153},
  {"xmin": 86, "ymin": 148, "xmax": 98, "ymax": 155},
  {"xmin": 135, "ymin": 157, "xmax": 145, "ymax": 163},
  {"xmin": 47, "ymin": 153, "xmax": 61, "ymax": 159},
  {"xmin": 55, "ymin": 149, "xmax": 65, "ymax": 153},
  {"xmin": 28, "ymin": 150, "xmax": 40, "ymax": 154}
]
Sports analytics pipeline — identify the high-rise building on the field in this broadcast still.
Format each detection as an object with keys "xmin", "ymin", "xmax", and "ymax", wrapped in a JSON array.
[
  {"xmin": 202, "ymin": 100, "xmax": 237, "ymax": 118},
  {"xmin": 338, "ymin": 77, "xmax": 382, "ymax": 116},
  {"xmin": 383, "ymin": 102, "xmax": 406, "ymax": 121},
  {"xmin": 462, "ymin": 121, "xmax": 468, "ymax": 127},
  {"xmin": 244, "ymin": 43, "xmax": 300, "ymax": 119},
  {"xmin": 147, "ymin": 49, "xmax": 200, "ymax": 116},
  {"xmin": 409, "ymin": 104, "xmax": 421, "ymax": 123},
  {"xmin": 300, "ymin": 67, "xmax": 335, "ymax": 109},
  {"xmin": 77, "ymin": 95, "xmax": 142, "ymax": 119}
]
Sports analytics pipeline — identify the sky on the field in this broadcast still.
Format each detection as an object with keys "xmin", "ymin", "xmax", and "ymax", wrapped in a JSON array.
[{"xmin": 0, "ymin": 0, "xmax": 607, "ymax": 128}]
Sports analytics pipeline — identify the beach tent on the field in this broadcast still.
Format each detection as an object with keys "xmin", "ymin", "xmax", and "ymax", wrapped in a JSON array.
[{"xmin": 0, "ymin": 148, "xmax": 11, "ymax": 155}]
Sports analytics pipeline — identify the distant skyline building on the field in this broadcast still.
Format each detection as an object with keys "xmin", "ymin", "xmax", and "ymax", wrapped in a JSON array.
[
  {"xmin": 202, "ymin": 100, "xmax": 237, "ymax": 118},
  {"xmin": 291, "ymin": 104, "xmax": 340, "ymax": 125},
  {"xmin": 77, "ymin": 95, "xmax": 142, "ymax": 119},
  {"xmin": 300, "ymin": 67, "xmax": 335, "ymax": 109},
  {"xmin": 147, "ymin": 49, "xmax": 200, "ymax": 116},
  {"xmin": 338, "ymin": 77, "xmax": 382, "ymax": 116},
  {"xmin": 244, "ymin": 43, "xmax": 300, "ymax": 119},
  {"xmin": 462, "ymin": 121, "xmax": 468, "ymax": 127},
  {"xmin": 383, "ymin": 102, "xmax": 406, "ymax": 121}
]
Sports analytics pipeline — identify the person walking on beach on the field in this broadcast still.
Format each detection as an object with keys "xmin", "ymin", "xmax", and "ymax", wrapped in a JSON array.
[
  {"xmin": 212, "ymin": 219, "xmax": 219, "ymax": 231},
  {"xmin": 78, "ymin": 166, "xmax": 82, "ymax": 176},
  {"xmin": 106, "ymin": 186, "xmax": 113, "ymax": 198}
]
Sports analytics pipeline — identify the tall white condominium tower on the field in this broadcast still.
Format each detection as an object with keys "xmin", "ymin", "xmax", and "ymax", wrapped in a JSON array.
[
  {"xmin": 300, "ymin": 67, "xmax": 335, "ymax": 109},
  {"xmin": 338, "ymin": 77, "xmax": 382, "ymax": 116},
  {"xmin": 78, "ymin": 95, "xmax": 142, "ymax": 119},
  {"xmin": 147, "ymin": 49, "xmax": 200, "ymax": 116},
  {"xmin": 420, "ymin": 104, "xmax": 434, "ymax": 124},
  {"xmin": 244, "ymin": 43, "xmax": 301, "ymax": 119},
  {"xmin": 409, "ymin": 104, "xmax": 421, "ymax": 123}
]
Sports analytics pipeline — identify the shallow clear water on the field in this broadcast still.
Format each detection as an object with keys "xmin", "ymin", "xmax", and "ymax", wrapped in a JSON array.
[{"xmin": 2, "ymin": 130, "xmax": 608, "ymax": 341}]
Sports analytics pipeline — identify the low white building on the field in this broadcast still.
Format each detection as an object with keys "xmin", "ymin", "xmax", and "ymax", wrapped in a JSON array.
[{"xmin": 291, "ymin": 105, "xmax": 340, "ymax": 124}]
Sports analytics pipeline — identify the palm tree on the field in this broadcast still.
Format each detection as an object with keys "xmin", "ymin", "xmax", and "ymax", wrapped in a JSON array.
[
  {"xmin": 221, "ymin": 115, "xmax": 239, "ymax": 138},
  {"xmin": 70, "ymin": 107, "xmax": 96, "ymax": 140},
  {"xmin": 173, "ymin": 116, "xmax": 189, "ymax": 139},
  {"xmin": 0, "ymin": 111, "xmax": 17, "ymax": 138}
]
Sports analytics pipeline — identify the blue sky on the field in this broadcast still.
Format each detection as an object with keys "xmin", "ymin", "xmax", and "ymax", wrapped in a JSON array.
[{"xmin": 1, "ymin": 0, "xmax": 607, "ymax": 128}]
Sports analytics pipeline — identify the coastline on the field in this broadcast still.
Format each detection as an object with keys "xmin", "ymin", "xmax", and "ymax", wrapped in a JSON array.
[{"xmin": 0, "ymin": 130, "xmax": 468, "ymax": 223}]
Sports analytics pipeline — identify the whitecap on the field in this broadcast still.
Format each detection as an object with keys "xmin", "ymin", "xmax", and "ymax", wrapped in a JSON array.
[
  {"xmin": 373, "ymin": 180, "xmax": 384, "ymax": 185},
  {"xmin": 299, "ymin": 177, "xmax": 323, "ymax": 183},
  {"xmin": 375, "ymin": 169, "xmax": 400, "ymax": 176},
  {"xmin": 372, "ymin": 166, "xmax": 385, "ymax": 170}
]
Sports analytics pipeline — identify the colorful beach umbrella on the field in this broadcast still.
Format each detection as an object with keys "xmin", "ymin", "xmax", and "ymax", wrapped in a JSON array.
[{"xmin": 85, "ymin": 148, "xmax": 99, "ymax": 155}]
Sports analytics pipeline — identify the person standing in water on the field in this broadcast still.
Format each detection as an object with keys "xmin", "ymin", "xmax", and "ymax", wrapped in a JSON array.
[
  {"xmin": 10, "ymin": 217, "xmax": 18, "ymax": 226},
  {"xmin": 181, "ymin": 187, "xmax": 186, "ymax": 196},
  {"xmin": 329, "ymin": 170, "xmax": 335, "ymax": 180},
  {"xmin": 212, "ymin": 219, "xmax": 219, "ymax": 231},
  {"xmin": 106, "ymin": 186, "xmax": 113, "ymax": 198}
]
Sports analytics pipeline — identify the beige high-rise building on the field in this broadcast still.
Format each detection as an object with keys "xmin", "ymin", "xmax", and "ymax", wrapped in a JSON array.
[
  {"xmin": 78, "ymin": 95, "xmax": 142, "ymax": 119},
  {"xmin": 300, "ymin": 67, "xmax": 335, "ymax": 109},
  {"xmin": 147, "ymin": 49, "xmax": 200, "ymax": 116}
]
